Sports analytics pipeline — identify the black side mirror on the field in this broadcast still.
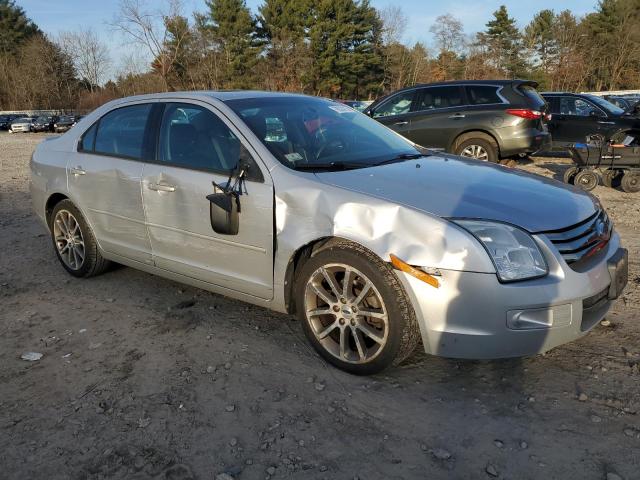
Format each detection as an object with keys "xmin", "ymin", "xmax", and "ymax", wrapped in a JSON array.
[
  {"xmin": 589, "ymin": 110, "xmax": 604, "ymax": 118},
  {"xmin": 207, "ymin": 189, "xmax": 239, "ymax": 235}
]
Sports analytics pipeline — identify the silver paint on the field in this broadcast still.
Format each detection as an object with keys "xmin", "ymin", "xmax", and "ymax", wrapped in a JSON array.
[{"xmin": 30, "ymin": 91, "xmax": 624, "ymax": 360}]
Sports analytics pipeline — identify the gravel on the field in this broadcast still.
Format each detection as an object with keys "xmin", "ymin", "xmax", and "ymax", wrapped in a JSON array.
[{"xmin": 0, "ymin": 133, "xmax": 638, "ymax": 479}]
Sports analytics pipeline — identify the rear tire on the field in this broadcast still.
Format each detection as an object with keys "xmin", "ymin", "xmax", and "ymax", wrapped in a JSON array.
[
  {"xmin": 621, "ymin": 172, "xmax": 640, "ymax": 193},
  {"xmin": 50, "ymin": 200, "xmax": 111, "ymax": 278},
  {"xmin": 563, "ymin": 167, "xmax": 578, "ymax": 184},
  {"xmin": 295, "ymin": 241, "xmax": 420, "ymax": 375},
  {"xmin": 573, "ymin": 170, "xmax": 599, "ymax": 191},
  {"xmin": 452, "ymin": 133, "xmax": 499, "ymax": 163}
]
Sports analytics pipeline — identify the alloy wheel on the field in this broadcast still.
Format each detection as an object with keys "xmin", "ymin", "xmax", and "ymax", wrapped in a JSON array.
[
  {"xmin": 304, "ymin": 264, "xmax": 389, "ymax": 364},
  {"xmin": 53, "ymin": 210, "xmax": 85, "ymax": 270},
  {"xmin": 460, "ymin": 144, "xmax": 489, "ymax": 161}
]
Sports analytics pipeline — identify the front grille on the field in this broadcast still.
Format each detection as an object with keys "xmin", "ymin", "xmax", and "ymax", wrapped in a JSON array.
[{"xmin": 539, "ymin": 210, "xmax": 612, "ymax": 267}]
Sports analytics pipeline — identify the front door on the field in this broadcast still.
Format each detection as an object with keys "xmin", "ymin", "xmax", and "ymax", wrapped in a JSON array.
[
  {"xmin": 548, "ymin": 96, "xmax": 605, "ymax": 146},
  {"xmin": 370, "ymin": 90, "xmax": 416, "ymax": 141},
  {"xmin": 68, "ymin": 103, "xmax": 153, "ymax": 264},
  {"xmin": 141, "ymin": 101, "xmax": 274, "ymax": 300}
]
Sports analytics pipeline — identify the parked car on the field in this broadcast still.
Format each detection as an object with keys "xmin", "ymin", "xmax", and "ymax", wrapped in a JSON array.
[
  {"xmin": 541, "ymin": 92, "xmax": 640, "ymax": 148},
  {"xmin": 0, "ymin": 114, "xmax": 18, "ymax": 130},
  {"xmin": 53, "ymin": 115, "xmax": 76, "ymax": 132},
  {"xmin": 364, "ymin": 80, "xmax": 552, "ymax": 163},
  {"xmin": 31, "ymin": 92, "xmax": 628, "ymax": 374},
  {"xmin": 32, "ymin": 115, "xmax": 59, "ymax": 133},
  {"xmin": 9, "ymin": 116, "xmax": 35, "ymax": 133}
]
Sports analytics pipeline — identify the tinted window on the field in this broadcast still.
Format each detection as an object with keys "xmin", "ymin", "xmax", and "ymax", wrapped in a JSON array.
[
  {"xmin": 517, "ymin": 85, "xmax": 546, "ymax": 109},
  {"xmin": 587, "ymin": 95, "xmax": 625, "ymax": 115},
  {"xmin": 158, "ymin": 103, "xmax": 242, "ymax": 171},
  {"xmin": 372, "ymin": 91, "xmax": 414, "ymax": 118},
  {"xmin": 416, "ymin": 86, "xmax": 463, "ymax": 110},
  {"xmin": 80, "ymin": 123, "xmax": 97, "ymax": 151},
  {"xmin": 466, "ymin": 86, "xmax": 502, "ymax": 105},
  {"xmin": 227, "ymin": 96, "xmax": 420, "ymax": 169},
  {"xmin": 94, "ymin": 104, "xmax": 151, "ymax": 159},
  {"xmin": 557, "ymin": 97, "xmax": 601, "ymax": 117}
]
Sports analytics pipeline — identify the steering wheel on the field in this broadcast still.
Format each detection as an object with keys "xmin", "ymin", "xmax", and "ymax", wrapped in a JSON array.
[{"xmin": 315, "ymin": 133, "xmax": 349, "ymax": 160}]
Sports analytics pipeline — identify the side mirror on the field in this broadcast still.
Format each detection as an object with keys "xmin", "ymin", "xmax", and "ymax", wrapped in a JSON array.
[
  {"xmin": 207, "ymin": 189, "xmax": 240, "ymax": 235},
  {"xmin": 589, "ymin": 110, "xmax": 604, "ymax": 118}
]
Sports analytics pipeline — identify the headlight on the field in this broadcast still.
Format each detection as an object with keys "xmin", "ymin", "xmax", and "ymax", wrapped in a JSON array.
[{"xmin": 454, "ymin": 220, "xmax": 548, "ymax": 282}]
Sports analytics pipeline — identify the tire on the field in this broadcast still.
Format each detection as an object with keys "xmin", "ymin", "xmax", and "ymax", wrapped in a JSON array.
[
  {"xmin": 573, "ymin": 170, "xmax": 599, "ymax": 191},
  {"xmin": 452, "ymin": 133, "xmax": 499, "ymax": 163},
  {"xmin": 602, "ymin": 169, "xmax": 621, "ymax": 188},
  {"xmin": 294, "ymin": 241, "xmax": 420, "ymax": 375},
  {"xmin": 50, "ymin": 199, "xmax": 110, "ymax": 278},
  {"xmin": 563, "ymin": 167, "xmax": 578, "ymax": 184},
  {"xmin": 621, "ymin": 172, "xmax": 640, "ymax": 193}
]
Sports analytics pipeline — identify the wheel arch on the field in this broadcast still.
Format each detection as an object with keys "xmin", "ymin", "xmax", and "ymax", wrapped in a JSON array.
[
  {"xmin": 449, "ymin": 129, "xmax": 502, "ymax": 157},
  {"xmin": 45, "ymin": 192, "xmax": 70, "ymax": 227}
]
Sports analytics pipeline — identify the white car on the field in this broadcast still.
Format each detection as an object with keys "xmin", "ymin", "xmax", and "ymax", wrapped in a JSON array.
[{"xmin": 10, "ymin": 117, "xmax": 34, "ymax": 133}]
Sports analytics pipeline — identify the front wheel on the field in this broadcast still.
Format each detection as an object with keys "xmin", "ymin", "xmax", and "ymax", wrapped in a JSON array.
[
  {"xmin": 295, "ymin": 242, "xmax": 420, "ymax": 375},
  {"xmin": 621, "ymin": 172, "xmax": 640, "ymax": 193}
]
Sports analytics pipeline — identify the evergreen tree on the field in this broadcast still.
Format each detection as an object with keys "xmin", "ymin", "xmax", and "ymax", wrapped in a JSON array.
[
  {"xmin": 525, "ymin": 10, "xmax": 557, "ymax": 75},
  {"xmin": 0, "ymin": 0, "xmax": 40, "ymax": 54},
  {"xmin": 482, "ymin": 5, "xmax": 525, "ymax": 78},
  {"xmin": 307, "ymin": 0, "xmax": 384, "ymax": 99},
  {"xmin": 203, "ymin": 0, "xmax": 261, "ymax": 88}
]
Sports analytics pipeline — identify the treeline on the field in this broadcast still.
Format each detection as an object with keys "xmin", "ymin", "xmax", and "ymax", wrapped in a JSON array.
[{"xmin": 1, "ymin": 0, "xmax": 640, "ymax": 112}]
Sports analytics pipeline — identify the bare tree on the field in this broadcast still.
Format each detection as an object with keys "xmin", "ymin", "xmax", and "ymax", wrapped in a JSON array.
[
  {"xmin": 380, "ymin": 5, "xmax": 407, "ymax": 45},
  {"xmin": 429, "ymin": 14, "xmax": 465, "ymax": 54},
  {"xmin": 58, "ymin": 28, "xmax": 110, "ymax": 92},
  {"xmin": 110, "ymin": 0, "xmax": 187, "ymax": 91}
]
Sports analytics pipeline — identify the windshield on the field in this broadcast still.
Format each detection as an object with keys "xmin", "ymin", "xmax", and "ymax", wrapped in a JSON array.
[
  {"xmin": 36, "ymin": 116, "xmax": 51, "ymax": 122},
  {"xmin": 15, "ymin": 117, "xmax": 30, "ymax": 122},
  {"xmin": 586, "ymin": 95, "xmax": 625, "ymax": 115},
  {"xmin": 225, "ymin": 96, "xmax": 420, "ymax": 170},
  {"xmin": 518, "ymin": 85, "xmax": 546, "ymax": 110}
]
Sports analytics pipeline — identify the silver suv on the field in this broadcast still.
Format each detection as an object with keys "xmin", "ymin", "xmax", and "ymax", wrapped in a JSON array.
[{"xmin": 30, "ymin": 91, "xmax": 628, "ymax": 374}]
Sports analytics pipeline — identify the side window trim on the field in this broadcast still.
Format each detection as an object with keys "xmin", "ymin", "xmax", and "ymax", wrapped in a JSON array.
[{"xmin": 147, "ymin": 100, "xmax": 264, "ymax": 183}]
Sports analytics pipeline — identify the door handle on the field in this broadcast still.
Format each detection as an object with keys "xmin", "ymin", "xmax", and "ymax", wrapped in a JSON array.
[
  {"xmin": 70, "ymin": 166, "xmax": 86, "ymax": 176},
  {"xmin": 597, "ymin": 121, "xmax": 615, "ymax": 125},
  {"xmin": 148, "ymin": 182, "xmax": 176, "ymax": 192},
  {"xmin": 448, "ymin": 114, "xmax": 466, "ymax": 119},
  {"xmin": 393, "ymin": 121, "xmax": 409, "ymax": 126}
]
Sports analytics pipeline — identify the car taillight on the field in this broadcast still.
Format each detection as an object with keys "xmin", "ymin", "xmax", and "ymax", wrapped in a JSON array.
[{"xmin": 506, "ymin": 109, "xmax": 543, "ymax": 120}]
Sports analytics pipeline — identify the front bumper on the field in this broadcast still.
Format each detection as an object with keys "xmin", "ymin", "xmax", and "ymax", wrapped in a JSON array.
[{"xmin": 398, "ymin": 231, "xmax": 626, "ymax": 359}]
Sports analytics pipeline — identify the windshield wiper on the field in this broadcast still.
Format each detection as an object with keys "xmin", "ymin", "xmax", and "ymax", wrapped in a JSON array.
[
  {"xmin": 375, "ymin": 152, "xmax": 429, "ymax": 167},
  {"xmin": 292, "ymin": 161, "xmax": 366, "ymax": 171}
]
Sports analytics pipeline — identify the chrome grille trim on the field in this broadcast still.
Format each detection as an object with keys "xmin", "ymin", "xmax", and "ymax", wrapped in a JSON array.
[{"xmin": 539, "ymin": 210, "xmax": 612, "ymax": 266}]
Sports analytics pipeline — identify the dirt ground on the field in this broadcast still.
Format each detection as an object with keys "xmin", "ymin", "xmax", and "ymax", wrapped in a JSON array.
[{"xmin": 1, "ymin": 132, "xmax": 639, "ymax": 480}]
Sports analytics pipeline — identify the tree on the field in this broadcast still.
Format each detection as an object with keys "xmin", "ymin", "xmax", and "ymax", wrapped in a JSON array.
[
  {"xmin": 478, "ymin": 5, "xmax": 525, "ymax": 78},
  {"xmin": 202, "ymin": 0, "xmax": 261, "ymax": 89},
  {"xmin": 524, "ymin": 9, "xmax": 557, "ymax": 77},
  {"xmin": 307, "ymin": 0, "xmax": 384, "ymax": 99},
  {"xmin": 258, "ymin": 0, "xmax": 312, "ymax": 91},
  {"xmin": 58, "ymin": 29, "xmax": 111, "ymax": 92},
  {"xmin": 429, "ymin": 14, "xmax": 465, "ymax": 81},
  {"xmin": 0, "ymin": 0, "xmax": 40, "ymax": 54}
]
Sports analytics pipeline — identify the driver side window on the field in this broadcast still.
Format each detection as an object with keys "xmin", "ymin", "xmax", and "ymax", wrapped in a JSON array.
[
  {"xmin": 372, "ymin": 91, "xmax": 415, "ymax": 118},
  {"xmin": 158, "ymin": 103, "xmax": 243, "ymax": 172}
]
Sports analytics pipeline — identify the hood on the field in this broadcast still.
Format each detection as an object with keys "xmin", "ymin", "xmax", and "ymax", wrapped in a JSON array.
[{"xmin": 314, "ymin": 155, "xmax": 599, "ymax": 232}]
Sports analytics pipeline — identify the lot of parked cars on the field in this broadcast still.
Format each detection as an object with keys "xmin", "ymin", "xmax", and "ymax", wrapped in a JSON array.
[{"xmin": 0, "ymin": 113, "xmax": 82, "ymax": 133}]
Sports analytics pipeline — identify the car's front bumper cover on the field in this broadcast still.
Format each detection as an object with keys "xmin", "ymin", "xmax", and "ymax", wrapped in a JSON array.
[{"xmin": 396, "ymin": 231, "xmax": 626, "ymax": 359}]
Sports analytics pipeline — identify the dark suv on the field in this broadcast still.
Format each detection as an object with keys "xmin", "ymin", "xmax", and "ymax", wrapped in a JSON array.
[
  {"xmin": 365, "ymin": 80, "xmax": 551, "ymax": 162},
  {"xmin": 541, "ymin": 92, "xmax": 640, "ymax": 147}
]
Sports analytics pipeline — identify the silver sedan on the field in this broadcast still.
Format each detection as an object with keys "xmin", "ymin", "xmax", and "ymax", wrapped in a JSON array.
[{"xmin": 30, "ymin": 91, "xmax": 628, "ymax": 374}]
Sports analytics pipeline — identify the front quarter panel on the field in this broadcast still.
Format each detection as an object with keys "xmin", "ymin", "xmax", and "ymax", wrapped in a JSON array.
[{"xmin": 271, "ymin": 166, "xmax": 495, "ymax": 309}]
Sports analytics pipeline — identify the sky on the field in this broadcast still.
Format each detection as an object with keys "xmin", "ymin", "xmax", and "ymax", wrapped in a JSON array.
[{"xmin": 18, "ymin": 0, "xmax": 597, "ymax": 80}]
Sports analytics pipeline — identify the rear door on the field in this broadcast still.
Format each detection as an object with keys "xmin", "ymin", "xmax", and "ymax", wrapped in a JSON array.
[
  {"xmin": 69, "ymin": 103, "xmax": 153, "ymax": 264},
  {"xmin": 141, "ymin": 101, "xmax": 274, "ymax": 300},
  {"xmin": 406, "ymin": 85, "xmax": 467, "ymax": 148},
  {"xmin": 547, "ymin": 96, "xmax": 605, "ymax": 145},
  {"xmin": 369, "ymin": 90, "xmax": 416, "ymax": 139}
]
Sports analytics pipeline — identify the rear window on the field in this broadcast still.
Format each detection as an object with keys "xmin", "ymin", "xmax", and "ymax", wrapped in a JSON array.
[
  {"xmin": 466, "ymin": 86, "xmax": 503, "ymax": 105},
  {"xmin": 517, "ymin": 85, "xmax": 546, "ymax": 109}
]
